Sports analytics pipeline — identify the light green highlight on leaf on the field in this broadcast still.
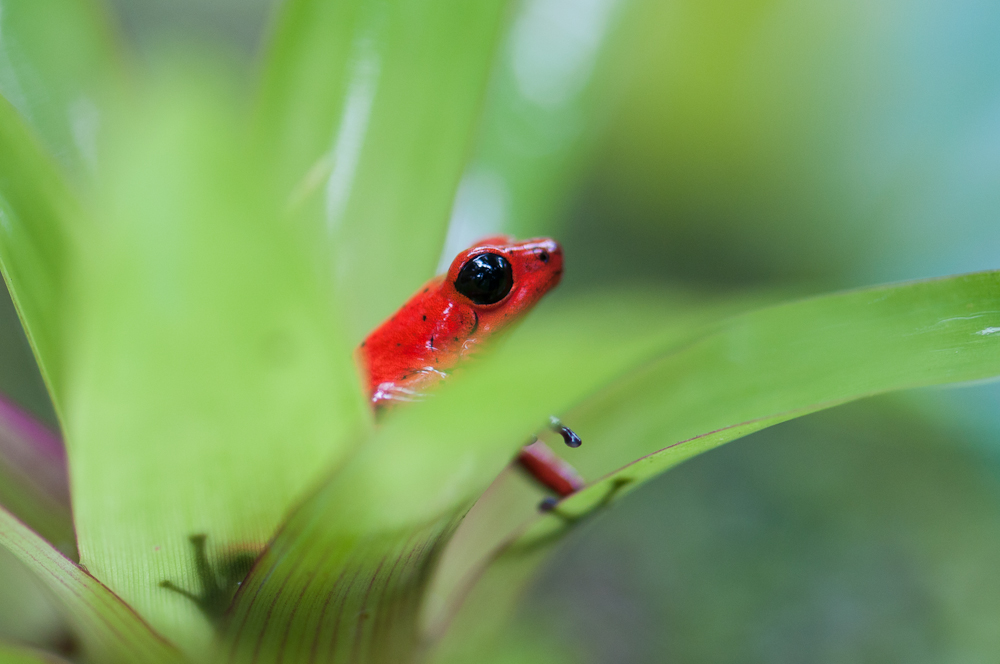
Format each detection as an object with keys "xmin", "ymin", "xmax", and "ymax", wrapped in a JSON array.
[
  {"xmin": 0, "ymin": 0, "xmax": 121, "ymax": 175},
  {"xmin": 256, "ymin": 0, "xmax": 514, "ymax": 340},
  {"xmin": 61, "ymin": 63, "xmax": 367, "ymax": 654}
]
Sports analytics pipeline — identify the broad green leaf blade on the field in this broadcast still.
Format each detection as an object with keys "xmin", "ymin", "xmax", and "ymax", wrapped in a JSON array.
[
  {"xmin": 0, "ymin": 395, "xmax": 73, "ymax": 554},
  {"xmin": 63, "ymin": 63, "xmax": 367, "ymax": 654},
  {"xmin": 0, "ymin": 505, "xmax": 183, "ymax": 664},
  {"xmin": 224, "ymin": 514, "xmax": 458, "ymax": 663},
  {"xmin": 0, "ymin": 96, "xmax": 76, "ymax": 410},
  {"xmin": 0, "ymin": 643, "xmax": 70, "ymax": 664},
  {"xmin": 0, "ymin": 0, "xmax": 121, "ymax": 175},
  {"xmin": 224, "ymin": 288, "xmax": 758, "ymax": 661},
  {"xmin": 428, "ymin": 271, "xmax": 1000, "ymax": 650},
  {"xmin": 256, "ymin": 0, "xmax": 512, "ymax": 339},
  {"xmin": 559, "ymin": 270, "xmax": 1000, "ymax": 504}
]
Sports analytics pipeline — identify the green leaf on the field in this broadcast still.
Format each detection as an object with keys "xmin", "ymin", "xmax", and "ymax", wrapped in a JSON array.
[
  {"xmin": 458, "ymin": 0, "xmax": 631, "ymax": 239},
  {"xmin": 224, "ymin": 514, "xmax": 458, "ymax": 663},
  {"xmin": 61, "ymin": 63, "xmax": 367, "ymax": 654},
  {"xmin": 427, "ymin": 271, "xmax": 1000, "ymax": 651},
  {"xmin": 223, "ymin": 288, "xmax": 760, "ymax": 662},
  {"xmin": 0, "ymin": 505, "xmax": 183, "ymax": 663},
  {"xmin": 255, "ymin": 0, "xmax": 513, "ymax": 340},
  {"xmin": 0, "ymin": 642, "xmax": 70, "ymax": 664},
  {"xmin": 0, "ymin": 0, "xmax": 121, "ymax": 175},
  {"xmin": 0, "ymin": 95, "xmax": 76, "ymax": 411},
  {"xmin": 0, "ymin": 395, "xmax": 73, "ymax": 555}
]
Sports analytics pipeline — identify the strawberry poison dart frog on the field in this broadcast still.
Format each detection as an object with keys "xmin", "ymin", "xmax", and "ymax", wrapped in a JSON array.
[{"xmin": 357, "ymin": 235, "xmax": 584, "ymax": 501}]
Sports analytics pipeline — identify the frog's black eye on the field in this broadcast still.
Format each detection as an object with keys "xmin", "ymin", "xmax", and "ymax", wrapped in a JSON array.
[{"xmin": 455, "ymin": 253, "xmax": 513, "ymax": 305}]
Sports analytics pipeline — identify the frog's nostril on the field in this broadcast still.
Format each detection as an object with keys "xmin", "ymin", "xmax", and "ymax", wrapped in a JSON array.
[{"xmin": 538, "ymin": 250, "xmax": 550, "ymax": 263}]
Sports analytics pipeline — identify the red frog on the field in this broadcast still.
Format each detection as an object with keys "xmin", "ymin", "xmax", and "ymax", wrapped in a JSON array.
[{"xmin": 358, "ymin": 235, "xmax": 583, "ymax": 501}]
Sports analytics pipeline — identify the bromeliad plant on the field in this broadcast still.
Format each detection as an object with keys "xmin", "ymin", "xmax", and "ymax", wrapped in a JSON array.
[{"xmin": 1, "ymin": 0, "xmax": 1000, "ymax": 662}]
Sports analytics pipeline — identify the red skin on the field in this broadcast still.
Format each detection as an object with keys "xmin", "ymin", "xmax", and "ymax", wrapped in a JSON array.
[
  {"xmin": 357, "ymin": 235, "xmax": 583, "ymax": 498},
  {"xmin": 359, "ymin": 235, "xmax": 563, "ymax": 408}
]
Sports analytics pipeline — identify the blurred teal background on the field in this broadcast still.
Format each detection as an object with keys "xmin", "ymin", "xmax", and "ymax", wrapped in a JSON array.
[{"xmin": 4, "ymin": 0, "xmax": 1000, "ymax": 660}]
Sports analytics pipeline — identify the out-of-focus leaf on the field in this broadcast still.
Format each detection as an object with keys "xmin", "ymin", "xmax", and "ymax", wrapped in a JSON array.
[
  {"xmin": 451, "ymin": 0, "xmax": 632, "ymax": 243},
  {"xmin": 0, "ymin": 505, "xmax": 182, "ymax": 664},
  {"xmin": 554, "ymin": 271, "xmax": 1000, "ymax": 511},
  {"xmin": 0, "ymin": 0, "xmax": 122, "ymax": 175},
  {"xmin": 255, "ymin": 0, "xmax": 513, "ymax": 340},
  {"xmin": 423, "ymin": 271, "xmax": 1000, "ymax": 649},
  {"xmin": 518, "ymin": 402, "xmax": 1000, "ymax": 662},
  {"xmin": 0, "ymin": 96, "xmax": 75, "ymax": 411},
  {"xmin": 0, "ymin": 395, "xmax": 72, "ymax": 555},
  {"xmin": 0, "ymin": 547, "xmax": 67, "ymax": 655},
  {"xmin": 0, "ymin": 643, "xmax": 70, "ymax": 664},
  {"xmin": 61, "ymin": 63, "xmax": 367, "ymax": 653},
  {"xmin": 224, "ymin": 288, "xmax": 763, "ymax": 662}
]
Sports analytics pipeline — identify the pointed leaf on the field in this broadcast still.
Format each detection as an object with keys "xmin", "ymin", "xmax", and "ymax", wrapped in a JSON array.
[
  {"xmin": 0, "ymin": 95, "xmax": 75, "ymax": 410},
  {"xmin": 427, "ymin": 271, "xmax": 1000, "ymax": 651},
  {"xmin": 62, "ymin": 65, "xmax": 367, "ymax": 653},
  {"xmin": 223, "ymin": 288, "xmax": 759, "ymax": 662},
  {"xmin": 0, "ymin": 505, "xmax": 182, "ymax": 663},
  {"xmin": 256, "ymin": 0, "xmax": 513, "ymax": 339}
]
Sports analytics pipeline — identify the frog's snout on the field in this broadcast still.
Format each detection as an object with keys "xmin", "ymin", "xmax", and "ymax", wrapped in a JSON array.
[{"xmin": 532, "ymin": 238, "xmax": 563, "ymax": 275}]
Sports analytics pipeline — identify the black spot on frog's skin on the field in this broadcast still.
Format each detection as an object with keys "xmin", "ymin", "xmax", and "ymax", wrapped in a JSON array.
[
  {"xmin": 423, "ymin": 287, "xmax": 429, "ymax": 293},
  {"xmin": 422, "ymin": 315, "xmax": 427, "ymax": 321},
  {"xmin": 159, "ymin": 534, "xmax": 256, "ymax": 628},
  {"xmin": 396, "ymin": 342, "xmax": 401, "ymax": 347},
  {"xmin": 538, "ymin": 250, "xmax": 549, "ymax": 263},
  {"xmin": 453, "ymin": 336, "xmax": 458, "ymax": 342},
  {"xmin": 361, "ymin": 341, "xmax": 366, "ymax": 347}
]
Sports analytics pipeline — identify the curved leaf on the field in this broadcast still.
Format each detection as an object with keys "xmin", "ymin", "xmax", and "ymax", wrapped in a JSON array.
[
  {"xmin": 223, "ymin": 288, "xmax": 763, "ymax": 662},
  {"xmin": 256, "ymin": 0, "xmax": 513, "ymax": 340},
  {"xmin": 61, "ymin": 66, "xmax": 367, "ymax": 654},
  {"xmin": 426, "ymin": 271, "xmax": 1000, "ymax": 650},
  {"xmin": 0, "ymin": 95, "xmax": 75, "ymax": 411},
  {"xmin": 0, "ymin": 505, "xmax": 182, "ymax": 664}
]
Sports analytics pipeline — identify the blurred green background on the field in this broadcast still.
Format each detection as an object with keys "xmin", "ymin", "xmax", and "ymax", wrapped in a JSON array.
[{"xmin": 5, "ymin": 0, "xmax": 1000, "ymax": 660}]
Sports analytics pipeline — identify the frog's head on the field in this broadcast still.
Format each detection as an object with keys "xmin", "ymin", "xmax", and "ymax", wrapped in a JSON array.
[{"xmin": 443, "ymin": 235, "xmax": 563, "ymax": 334}]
